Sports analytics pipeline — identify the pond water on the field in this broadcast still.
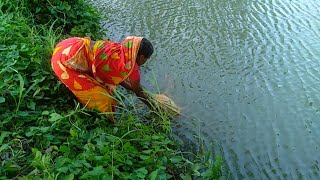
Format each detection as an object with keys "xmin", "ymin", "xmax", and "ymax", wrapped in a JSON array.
[{"xmin": 92, "ymin": 0, "xmax": 320, "ymax": 179}]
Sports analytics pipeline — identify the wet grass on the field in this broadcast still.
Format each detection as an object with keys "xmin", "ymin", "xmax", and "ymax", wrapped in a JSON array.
[{"xmin": 0, "ymin": 0, "xmax": 230, "ymax": 179}]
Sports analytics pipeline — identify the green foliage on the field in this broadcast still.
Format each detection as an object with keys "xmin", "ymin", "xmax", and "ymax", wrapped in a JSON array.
[
  {"xmin": 15, "ymin": 107, "xmax": 191, "ymax": 179},
  {"xmin": 29, "ymin": 0, "xmax": 105, "ymax": 39},
  {"xmin": 0, "ymin": 9, "xmax": 73, "ymax": 124},
  {"xmin": 0, "ymin": 0, "xmax": 229, "ymax": 179},
  {"xmin": 0, "ymin": 0, "xmax": 106, "ymax": 39}
]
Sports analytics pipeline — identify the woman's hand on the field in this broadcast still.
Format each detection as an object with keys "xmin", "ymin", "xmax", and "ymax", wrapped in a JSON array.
[
  {"xmin": 124, "ymin": 79, "xmax": 155, "ymax": 110},
  {"xmin": 120, "ymin": 79, "xmax": 133, "ymax": 91}
]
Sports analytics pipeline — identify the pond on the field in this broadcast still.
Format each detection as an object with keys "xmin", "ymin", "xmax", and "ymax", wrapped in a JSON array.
[{"xmin": 92, "ymin": 0, "xmax": 320, "ymax": 179}]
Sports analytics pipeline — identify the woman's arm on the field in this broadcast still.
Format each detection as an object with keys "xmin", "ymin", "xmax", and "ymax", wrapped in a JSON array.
[
  {"xmin": 121, "ymin": 79, "xmax": 154, "ymax": 110},
  {"xmin": 120, "ymin": 80, "xmax": 133, "ymax": 91}
]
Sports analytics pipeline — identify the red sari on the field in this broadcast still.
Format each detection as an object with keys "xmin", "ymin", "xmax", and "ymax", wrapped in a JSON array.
[{"xmin": 51, "ymin": 36, "xmax": 142, "ymax": 113}]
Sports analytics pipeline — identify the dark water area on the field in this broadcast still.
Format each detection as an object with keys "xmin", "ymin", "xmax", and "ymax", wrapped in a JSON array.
[{"xmin": 91, "ymin": 0, "xmax": 320, "ymax": 179}]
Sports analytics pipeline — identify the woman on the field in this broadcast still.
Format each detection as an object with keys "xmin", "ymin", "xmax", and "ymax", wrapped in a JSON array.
[{"xmin": 51, "ymin": 36, "xmax": 154, "ymax": 121}]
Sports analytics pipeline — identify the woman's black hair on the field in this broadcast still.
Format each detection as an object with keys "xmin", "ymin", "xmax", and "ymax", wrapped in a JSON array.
[{"xmin": 138, "ymin": 38, "xmax": 154, "ymax": 58}]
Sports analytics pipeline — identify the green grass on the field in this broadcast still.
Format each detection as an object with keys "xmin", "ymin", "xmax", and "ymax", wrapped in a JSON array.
[{"xmin": 0, "ymin": 0, "xmax": 230, "ymax": 179}]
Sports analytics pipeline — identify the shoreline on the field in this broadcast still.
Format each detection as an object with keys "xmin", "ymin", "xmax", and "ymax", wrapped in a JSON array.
[{"xmin": 0, "ymin": 0, "xmax": 229, "ymax": 179}]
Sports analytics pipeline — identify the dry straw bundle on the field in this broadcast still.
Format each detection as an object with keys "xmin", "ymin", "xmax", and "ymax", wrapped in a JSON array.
[{"xmin": 153, "ymin": 94, "xmax": 181, "ymax": 116}]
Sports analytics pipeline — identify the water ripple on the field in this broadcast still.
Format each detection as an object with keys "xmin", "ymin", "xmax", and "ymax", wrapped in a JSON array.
[{"xmin": 92, "ymin": 0, "xmax": 320, "ymax": 178}]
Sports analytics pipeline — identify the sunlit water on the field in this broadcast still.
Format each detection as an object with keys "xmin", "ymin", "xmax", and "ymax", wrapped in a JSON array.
[{"xmin": 91, "ymin": 0, "xmax": 320, "ymax": 179}]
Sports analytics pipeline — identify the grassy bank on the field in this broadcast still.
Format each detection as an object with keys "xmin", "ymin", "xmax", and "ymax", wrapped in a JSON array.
[{"xmin": 0, "ymin": 0, "xmax": 229, "ymax": 179}]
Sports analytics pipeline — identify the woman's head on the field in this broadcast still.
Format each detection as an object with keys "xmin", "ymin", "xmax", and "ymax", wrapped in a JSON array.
[{"xmin": 137, "ymin": 38, "xmax": 154, "ymax": 66}]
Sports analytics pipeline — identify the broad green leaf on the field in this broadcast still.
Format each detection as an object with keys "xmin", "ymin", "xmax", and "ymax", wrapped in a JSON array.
[
  {"xmin": 80, "ymin": 166, "xmax": 105, "ymax": 179},
  {"xmin": 142, "ymin": 150, "xmax": 153, "ymax": 154},
  {"xmin": 180, "ymin": 174, "xmax": 192, "ymax": 180},
  {"xmin": 0, "ymin": 131, "xmax": 10, "ymax": 144},
  {"xmin": 40, "ymin": 127, "xmax": 50, "ymax": 132},
  {"xmin": 201, "ymin": 169, "xmax": 213, "ymax": 177},
  {"xmin": 106, "ymin": 135, "xmax": 116, "ymax": 142},
  {"xmin": 60, "ymin": 145, "xmax": 70, "ymax": 153},
  {"xmin": 149, "ymin": 169, "xmax": 159, "ymax": 180},
  {"xmin": 160, "ymin": 157, "xmax": 168, "ymax": 164},
  {"xmin": 27, "ymin": 101, "xmax": 36, "ymax": 110},
  {"xmin": 55, "ymin": 157, "xmax": 68, "ymax": 168},
  {"xmin": 44, "ymin": 134, "xmax": 54, "ymax": 141},
  {"xmin": 70, "ymin": 129, "xmax": 78, "ymax": 137},
  {"xmin": 26, "ymin": 127, "xmax": 49, "ymax": 137},
  {"xmin": 42, "ymin": 111, "xmax": 50, "ymax": 115},
  {"xmin": 57, "ymin": 167, "xmax": 69, "ymax": 173},
  {"xmin": 83, "ymin": 162, "xmax": 92, "ymax": 168},
  {"xmin": 5, "ymin": 164, "xmax": 20, "ymax": 173},
  {"xmin": 102, "ymin": 174, "xmax": 113, "ymax": 179},
  {"xmin": 18, "ymin": 111, "xmax": 29, "ymax": 117},
  {"xmin": 140, "ymin": 155, "xmax": 150, "ymax": 160},
  {"xmin": 94, "ymin": 156, "xmax": 103, "ymax": 161},
  {"xmin": 135, "ymin": 167, "xmax": 148, "ymax": 179},
  {"xmin": 0, "ymin": 144, "xmax": 9, "ymax": 153},
  {"xmin": 72, "ymin": 160, "xmax": 83, "ymax": 168},
  {"xmin": 125, "ymin": 160, "xmax": 133, "ymax": 165},
  {"xmin": 31, "ymin": 148, "xmax": 42, "ymax": 161},
  {"xmin": 25, "ymin": 131, "xmax": 35, "ymax": 137},
  {"xmin": 49, "ymin": 113, "xmax": 63, "ymax": 122},
  {"xmin": 63, "ymin": 174, "xmax": 74, "ymax": 180},
  {"xmin": 35, "ymin": 7, "xmax": 41, "ymax": 13},
  {"xmin": 170, "ymin": 156, "xmax": 183, "ymax": 163},
  {"xmin": 151, "ymin": 135, "xmax": 161, "ymax": 140},
  {"xmin": 0, "ymin": 97, "xmax": 5, "ymax": 103},
  {"xmin": 112, "ymin": 127, "xmax": 118, "ymax": 134}
]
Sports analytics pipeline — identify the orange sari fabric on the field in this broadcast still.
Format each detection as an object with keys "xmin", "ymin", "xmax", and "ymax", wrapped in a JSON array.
[{"xmin": 51, "ymin": 36, "xmax": 142, "ymax": 113}]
